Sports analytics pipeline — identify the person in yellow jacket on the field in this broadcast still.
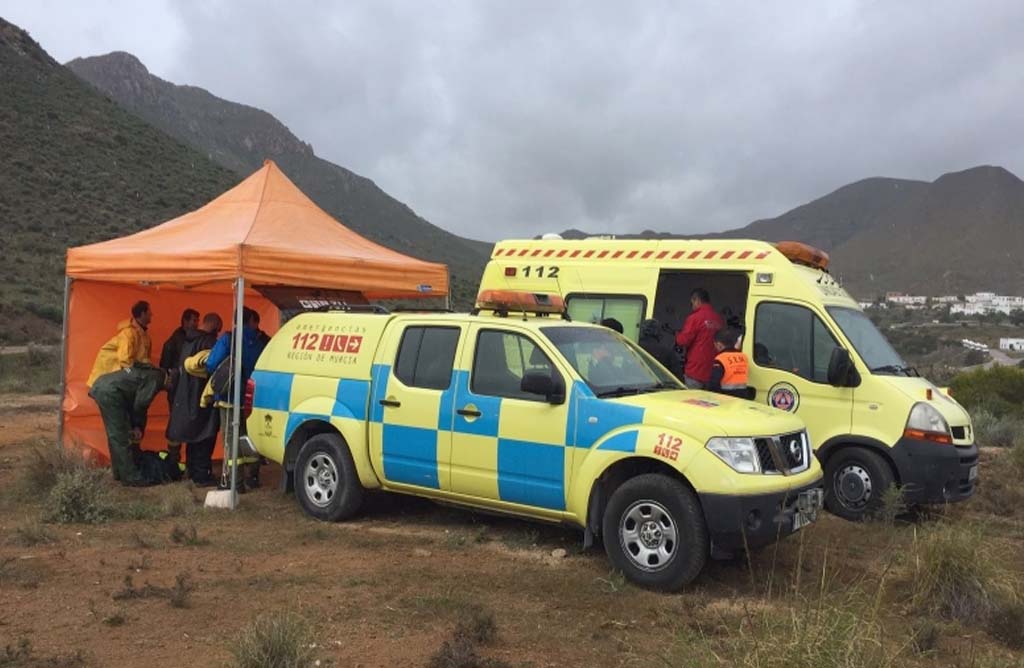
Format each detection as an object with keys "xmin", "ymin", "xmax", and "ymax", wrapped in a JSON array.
[
  {"xmin": 87, "ymin": 301, "xmax": 154, "ymax": 387},
  {"xmin": 707, "ymin": 328, "xmax": 753, "ymax": 399}
]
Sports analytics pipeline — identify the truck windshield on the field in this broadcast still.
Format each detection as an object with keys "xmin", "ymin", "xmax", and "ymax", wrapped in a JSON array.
[
  {"xmin": 542, "ymin": 326, "xmax": 682, "ymax": 397},
  {"xmin": 826, "ymin": 307, "xmax": 912, "ymax": 376}
]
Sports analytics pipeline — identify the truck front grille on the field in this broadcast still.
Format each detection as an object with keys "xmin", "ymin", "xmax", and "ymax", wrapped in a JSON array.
[{"xmin": 755, "ymin": 431, "xmax": 811, "ymax": 475}]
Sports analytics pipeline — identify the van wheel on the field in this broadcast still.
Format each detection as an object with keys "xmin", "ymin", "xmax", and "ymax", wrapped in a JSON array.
[
  {"xmin": 824, "ymin": 447, "xmax": 895, "ymax": 521},
  {"xmin": 601, "ymin": 474, "xmax": 708, "ymax": 591},
  {"xmin": 294, "ymin": 434, "xmax": 363, "ymax": 522}
]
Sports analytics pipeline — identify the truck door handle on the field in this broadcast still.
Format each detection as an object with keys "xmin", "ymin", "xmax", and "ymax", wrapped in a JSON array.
[
  {"xmin": 457, "ymin": 407, "xmax": 482, "ymax": 417},
  {"xmin": 379, "ymin": 399, "xmax": 401, "ymax": 408}
]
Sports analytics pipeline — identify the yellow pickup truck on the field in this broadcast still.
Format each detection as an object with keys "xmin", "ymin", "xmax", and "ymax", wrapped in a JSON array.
[{"xmin": 246, "ymin": 292, "xmax": 823, "ymax": 590}]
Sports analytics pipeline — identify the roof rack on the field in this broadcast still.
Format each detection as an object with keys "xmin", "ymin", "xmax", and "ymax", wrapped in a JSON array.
[
  {"xmin": 390, "ymin": 307, "xmax": 455, "ymax": 313},
  {"xmin": 310, "ymin": 303, "xmax": 390, "ymax": 314}
]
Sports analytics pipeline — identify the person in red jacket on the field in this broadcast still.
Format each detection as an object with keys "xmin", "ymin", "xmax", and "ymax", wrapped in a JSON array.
[{"xmin": 675, "ymin": 288, "xmax": 724, "ymax": 389}]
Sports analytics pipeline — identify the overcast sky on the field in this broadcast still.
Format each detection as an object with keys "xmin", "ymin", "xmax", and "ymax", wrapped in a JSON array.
[{"xmin": 5, "ymin": 1, "xmax": 1024, "ymax": 240}]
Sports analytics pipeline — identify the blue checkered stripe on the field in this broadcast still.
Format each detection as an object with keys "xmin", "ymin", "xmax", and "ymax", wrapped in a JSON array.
[
  {"xmin": 251, "ymin": 369, "xmax": 371, "ymax": 446},
  {"xmin": 258, "ymin": 366, "xmax": 646, "ymax": 513}
]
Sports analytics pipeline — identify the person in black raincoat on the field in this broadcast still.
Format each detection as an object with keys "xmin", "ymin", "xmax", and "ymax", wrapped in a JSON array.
[
  {"xmin": 166, "ymin": 312, "xmax": 222, "ymax": 486},
  {"xmin": 639, "ymin": 318, "xmax": 684, "ymax": 380}
]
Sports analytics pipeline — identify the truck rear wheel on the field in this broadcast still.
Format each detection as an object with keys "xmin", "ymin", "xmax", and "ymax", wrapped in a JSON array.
[
  {"xmin": 294, "ymin": 433, "xmax": 364, "ymax": 522},
  {"xmin": 601, "ymin": 474, "xmax": 708, "ymax": 591},
  {"xmin": 824, "ymin": 447, "xmax": 895, "ymax": 521}
]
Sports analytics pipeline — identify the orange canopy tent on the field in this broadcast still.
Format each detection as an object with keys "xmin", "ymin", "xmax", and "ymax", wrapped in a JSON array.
[{"xmin": 61, "ymin": 160, "xmax": 448, "ymax": 478}]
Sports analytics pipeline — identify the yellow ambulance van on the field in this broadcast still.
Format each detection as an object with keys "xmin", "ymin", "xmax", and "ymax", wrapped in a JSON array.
[
  {"xmin": 246, "ymin": 292, "xmax": 823, "ymax": 590},
  {"xmin": 478, "ymin": 239, "xmax": 979, "ymax": 521}
]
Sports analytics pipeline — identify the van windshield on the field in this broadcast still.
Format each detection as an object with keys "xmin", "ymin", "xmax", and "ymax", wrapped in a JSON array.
[
  {"xmin": 826, "ymin": 307, "xmax": 912, "ymax": 376},
  {"xmin": 542, "ymin": 326, "xmax": 682, "ymax": 397}
]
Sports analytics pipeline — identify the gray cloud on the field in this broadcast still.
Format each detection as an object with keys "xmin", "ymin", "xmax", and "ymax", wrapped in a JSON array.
[{"xmin": 7, "ymin": 0, "xmax": 1024, "ymax": 240}]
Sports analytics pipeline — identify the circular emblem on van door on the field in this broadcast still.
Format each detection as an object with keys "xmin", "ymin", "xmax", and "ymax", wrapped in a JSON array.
[{"xmin": 768, "ymin": 382, "xmax": 800, "ymax": 412}]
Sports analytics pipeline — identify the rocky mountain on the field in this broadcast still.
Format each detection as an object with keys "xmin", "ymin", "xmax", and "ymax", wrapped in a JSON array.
[
  {"xmin": 67, "ymin": 52, "xmax": 492, "ymax": 307},
  {"xmin": 0, "ymin": 18, "xmax": 238, "ymax": 344},
  {"xmin": 713, "ymin": 166, "xmax": 1024, "ymax": 298},
  {"xmin": 556, "ymin": 166, "xmax": 1024, "ymax": 298}
]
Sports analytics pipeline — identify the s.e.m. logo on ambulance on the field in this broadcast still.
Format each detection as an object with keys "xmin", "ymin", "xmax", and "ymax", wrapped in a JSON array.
[{"xmin": 291, "ymin": 332, "xmax": 363, "ymax": 354}]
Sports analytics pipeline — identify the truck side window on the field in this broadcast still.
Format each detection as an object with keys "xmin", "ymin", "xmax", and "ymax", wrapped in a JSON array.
[
  {"xmin": 566, "ymin": 296, "xmax": 645, "ymax": 342},
  {"xmin": 472, "ymin": 330, "xmax": 556, "ymax": 401},
  {"xmin": 754, "ymin": 303, "xmax": 839, "ymax": 383},
  {"xmin": 394, "ymin": 326, "xmax": 460, "ymax": 390}
]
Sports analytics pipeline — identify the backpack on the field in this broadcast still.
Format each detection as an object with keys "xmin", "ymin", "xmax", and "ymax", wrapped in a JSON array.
[
  {"xmin": 210, "ymin": 355, "xmax": 237, "ymax": 397},
  {"xmin": 135, "ymin": 450, "xmax": 185, "ymax": 484}
]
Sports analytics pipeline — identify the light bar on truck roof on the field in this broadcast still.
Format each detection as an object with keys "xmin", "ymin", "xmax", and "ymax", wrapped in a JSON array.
[
  {"xmin": 475, "ymin": 290, "xmax": 565, "ymax": 315},
  {"xmin": 775, "ymin": 241, "xmax": 830, "ymax": 270}
]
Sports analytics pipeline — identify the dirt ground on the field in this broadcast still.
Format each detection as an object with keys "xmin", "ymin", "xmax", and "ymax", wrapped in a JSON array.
[{"xmin": 1, "ymin": 394, "xmax": 1022, "ymax": 667}]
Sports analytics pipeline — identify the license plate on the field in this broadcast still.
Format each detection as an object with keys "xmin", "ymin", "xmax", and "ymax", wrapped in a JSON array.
[
  {"xmin": 793, "ymin": 489, "xmax": 823, "ymax": 531},
  {"xmin": 968, "ymin": 465, "xmax": 978, "ymax": 482}
]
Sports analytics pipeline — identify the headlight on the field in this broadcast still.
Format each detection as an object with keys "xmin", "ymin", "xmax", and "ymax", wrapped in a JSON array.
[
  {"xmin": 905, "ymin": 402, "xmax": 952, "ymax": 444},
  {"xmin": 706, "ymin": 437, "xmax": 761, "ymax": 474}
]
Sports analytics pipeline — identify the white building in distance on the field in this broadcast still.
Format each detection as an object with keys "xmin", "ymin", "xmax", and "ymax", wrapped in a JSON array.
[{"xmin": 1000, "ymin": 338, "xmax": 1024, "ymax": 352}]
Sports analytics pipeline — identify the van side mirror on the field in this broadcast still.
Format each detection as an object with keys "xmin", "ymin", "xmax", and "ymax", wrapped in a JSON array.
[
  {"xmin": 827, "ymin": 348, "xmax": 859, "ymax": 387},
  {"xmin": 521, "ymin": 372, "xmax": 566, "ymax": 404}
]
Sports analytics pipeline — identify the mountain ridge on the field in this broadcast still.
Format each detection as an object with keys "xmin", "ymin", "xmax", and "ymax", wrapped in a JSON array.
[
  {"xmin": 0, "ymin": 18, "xmax": 239, "ymax": 343},
  {"xmin": 554, "ymin": 165, "xmax": 1024, "ymax": 297},
  {"xmin": 67, "ymin": 51, "xmax": 492, "ymax": 307}
]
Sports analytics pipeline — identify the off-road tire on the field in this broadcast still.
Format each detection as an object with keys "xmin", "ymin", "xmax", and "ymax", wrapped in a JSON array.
[
  {"xmin": 294, "ymin": 433, "xmax": 364, "ymax": 522},
  {"xmin": 601, "ymin": 474, "xmax": 708, "ymax": 591},
  {"xmin": 824, "ymin": 447, "xmax": 895, "ymax": 521}
]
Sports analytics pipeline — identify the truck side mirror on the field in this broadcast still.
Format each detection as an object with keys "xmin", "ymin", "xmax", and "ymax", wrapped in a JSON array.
[
  {"xmin": 521, "ymin": 372, "xmax": 566, "ymax": 405},
  {"xmin": 827, "ymin": 347, "xmax": 859, "ymax": 387}
]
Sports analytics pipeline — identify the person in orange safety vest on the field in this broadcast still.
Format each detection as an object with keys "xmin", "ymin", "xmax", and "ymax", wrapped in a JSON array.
[{"xmin": 707, "ymin": 328, "xmax": 752, "ymax": 399}]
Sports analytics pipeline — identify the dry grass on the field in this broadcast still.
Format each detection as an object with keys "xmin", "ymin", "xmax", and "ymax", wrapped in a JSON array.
[
  {"xmin": 229, "ymin": 611, "xmax": 316, "ymax": 668},
  {"xmin": 112, "ymin": 572, "xmax": 194, "ymax": 609},
  {"xmin": 428, "ymin": 606, "xmax": 506, "ymax": 668},
  {"xmin": 910, "ymin": 522, "xmax": 1012, "ymax": 623},
  {"xmin": 0, "ymin": 638, "xmax": 87, "ymax": 668},
  {"xmin": 10, "ymin": 520, "xmax": 57, "ymax": 547},
  {"xmin": 169, "ymin": 524, "xmax": 208, "ymax": 546}
]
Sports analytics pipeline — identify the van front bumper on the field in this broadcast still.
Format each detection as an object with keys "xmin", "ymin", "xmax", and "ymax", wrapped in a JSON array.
[
  {"xmin": 889, "ymin": 437, "xmax": 978, "ymax": 505},
  {"xmin": 699, "ymin": 479, "xmax": 824, "ymax": 558}
]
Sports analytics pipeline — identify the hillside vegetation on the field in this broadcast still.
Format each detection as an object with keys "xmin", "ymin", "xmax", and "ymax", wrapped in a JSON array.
[
  {"xmin": 0, "ymin": 18, "xmax": 238, "ymax": 344},
  {"xmin": 68, "ymin": 51, "xmax": 493, "ymax": 308}
]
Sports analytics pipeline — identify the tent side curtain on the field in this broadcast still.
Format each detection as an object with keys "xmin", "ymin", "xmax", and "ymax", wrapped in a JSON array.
[{"xmin": 61, "ymin": 279, "xmax": 278, "ymax": 462}]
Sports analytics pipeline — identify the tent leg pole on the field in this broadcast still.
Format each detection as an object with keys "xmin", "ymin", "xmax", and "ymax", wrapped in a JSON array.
[
  {"xmin": 230, "ymin": 277, "xmax": 245, "ymax": 510},
  {"xmin": 445, "ymin": 267, "xmax": 452, "ymax": 311},
  {"xmin": 56, "ymin": 276, "xmax": 72, "ymax": 450}
]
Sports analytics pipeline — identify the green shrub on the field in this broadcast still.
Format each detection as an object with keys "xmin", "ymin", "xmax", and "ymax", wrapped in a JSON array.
[
  {"xmin": 951, "ymin": 366, "xmax": 1024, "ymax": 417},
  {"xmin": 44, "ymin": 468, "xmax": 113, "ymax": 524},
  {"xmin": 229, "ymin": 612, "xmax": 315, "ymax": 668},
  {"xmin": 20, "ymin": 443, "xmax": 90, "ymax": 500},
  {"xmin": 971, "ymin": 408, "xmax": 1022, "ymax": 448}
]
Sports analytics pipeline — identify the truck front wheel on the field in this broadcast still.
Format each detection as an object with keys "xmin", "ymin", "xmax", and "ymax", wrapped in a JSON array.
[
  {"xmin": 601, "ymin": 474, "xmax": 708, "ymax": 591},
  {"xmin": 823, "ymin": 447, "xmax": 895, "ymax": 521},
  {"xmin": 294, "ymin": 433, "xmax": 364, "ymax": 522}
]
